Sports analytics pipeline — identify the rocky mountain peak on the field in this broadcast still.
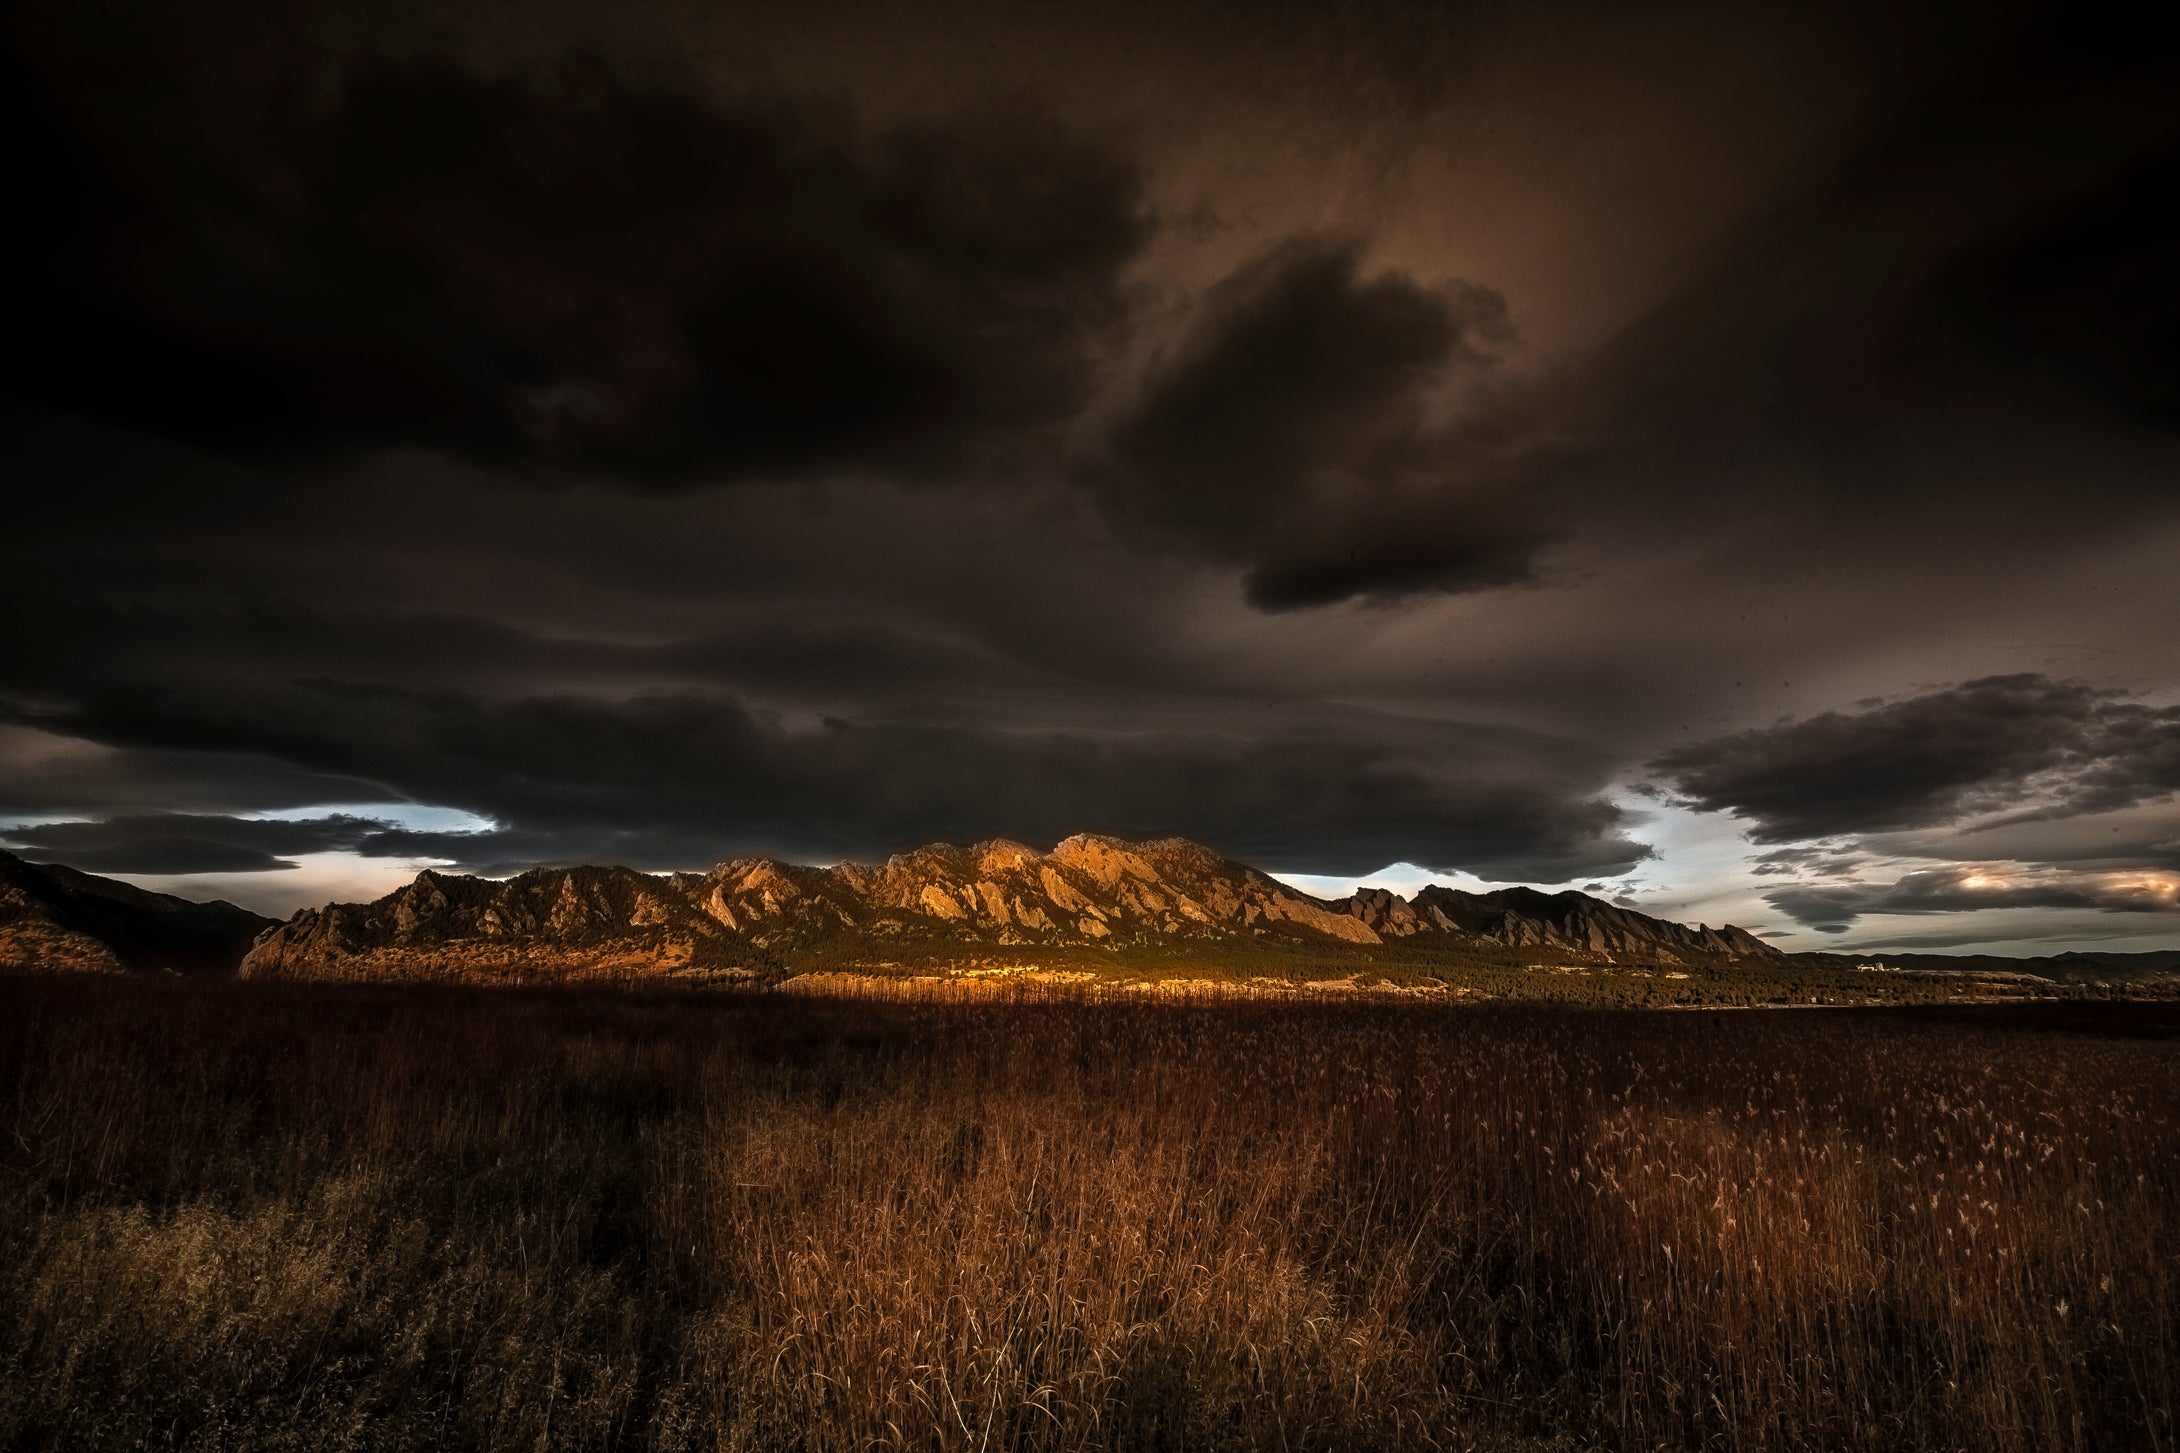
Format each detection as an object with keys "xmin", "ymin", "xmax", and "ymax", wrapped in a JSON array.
[{"xmin": 226, "ymin": 834, "xmax": 1780, "ymax": 983}]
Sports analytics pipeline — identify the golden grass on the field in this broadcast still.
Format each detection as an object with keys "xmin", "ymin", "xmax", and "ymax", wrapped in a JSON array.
[{"xmin": 0, "ymin": 977, "xmax": 2173, "ymax": 1450}]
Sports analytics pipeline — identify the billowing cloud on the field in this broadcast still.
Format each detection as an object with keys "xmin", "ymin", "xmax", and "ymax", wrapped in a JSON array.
[
  {"xmin": 1, "ymin": 0, "xmax": 2177, "ymax": 941},
  {"xmin": 0, "ymin": 723, "xmax": 394, "ymax": 822},
  {"xmin": 0, "ymin": 811, "xmax": 438, "ymax": 874},
  {"xmin": 1654, "ymin": 676, "xmax": 2180, "ymax": 843},
  {"xmin": 15, "ymin": 682, "xmax": 1647, "ymax": 882},
  {"xmin": 5, "ymin": 49, "xmax": 1147, "ymax": 485},
  {"xmin": 1104, "ymin": 237, "xmax": 1560, "ymax": 609}
]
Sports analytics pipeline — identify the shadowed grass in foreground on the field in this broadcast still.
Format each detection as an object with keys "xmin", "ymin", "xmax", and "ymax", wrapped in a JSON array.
[{"xmin": 1, "ymin": 977, "xmax": 2174, "ymax": 1450}]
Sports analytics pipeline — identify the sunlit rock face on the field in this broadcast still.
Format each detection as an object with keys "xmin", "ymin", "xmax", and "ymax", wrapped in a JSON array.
[{"xmin": 233, "ymin": 834, "xmax": 1781, "ymax": 983}]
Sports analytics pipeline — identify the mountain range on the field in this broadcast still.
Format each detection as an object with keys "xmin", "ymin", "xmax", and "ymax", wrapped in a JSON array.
[
  {"xmin": 235, "ymin": 834, "xmax": 1776, "ymax": 984},
  {"xmin": 2, "ymin": 835, "xmax": 1785, "ymax": 983},
  {"xmin": 12, "ymin": 835, "xmax": 2174, "ymax": 991}
]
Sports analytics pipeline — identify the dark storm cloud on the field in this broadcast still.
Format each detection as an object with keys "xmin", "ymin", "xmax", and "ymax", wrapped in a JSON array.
[
  {"xmin": 1522, "ymin": 11, "xmax": 2180, "ymax": 569},
  {"xmin": 1103, "ymin": 238, "xmax": 1557, "ymax": 609},
  {"xmin": 1766, "ymin": 864, "xmax": 2180, "ymax": 931},
  {"xmin": 3, "ymin": 45, "xmax": 1146, "ymax": 484},
  {"xmin": 1904, "ymin": 4, "xmax": 2180, "ymax": 446},
  {"xmin": 1938, "ymin": 145, "xmax": 2180, "ymax": 437},
  {"xmin": 17, "ymin": 682, "xmax": 1647, "ymax": 882},
  {"xmin": 1654, "ymin": 676, "xmax": 2180, "ymax": 843},
  {"xmin": 0, "ymin": 723, "xmax": 396, "ymax": 822},
  {"xmin": 0, "ymin": 812, "xmax": 432, "ymax": 874},
  {"xmin": 1, "ymin": 0, "xmax": 2177, "ymax": 933},
  {"xmin": 0, "ymin": 546, "xmax": 1647, "ymax": 882},
  {"xmin": 0, "ymin": 590, "xmax": 1023, "ymax": 703}
]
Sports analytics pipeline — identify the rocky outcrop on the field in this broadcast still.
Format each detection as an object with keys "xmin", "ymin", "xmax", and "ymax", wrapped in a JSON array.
[
  {"xmin": 238, "ymin": 833, "xmax": 1780, "ymax": 983},
  {"xmin": 815, "ymin": 834, "xmax": 1385, "ymax": 948},
  {"xmin": 0, "ymin": 851, "xmax": 275, "ymax": 975},
  {"xmin": 236, "ymin": 864, "xmax": 750, "ymax": 984},
  {"xmin": 1347, "ymin": 883, "xmax": 1777, "ymax": 964},
  {"xmin": 240, "ymin": 834, "xmax": 1398, "ymax": 981}
]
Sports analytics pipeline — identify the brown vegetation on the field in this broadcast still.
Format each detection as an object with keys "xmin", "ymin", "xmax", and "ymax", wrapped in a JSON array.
[{"xmin": 1, "ymin": 976, "xmax": 2174, "ymax": 1450}]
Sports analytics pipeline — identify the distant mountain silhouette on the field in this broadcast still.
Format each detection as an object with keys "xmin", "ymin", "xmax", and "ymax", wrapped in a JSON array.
[
  {"xmin": 0, "ymin": 850, "xmax": 275, "ymax": 975},
  {"xmin": 236, "ymin": 834, "xmax": 1779, "ymax": 984},
  {"xmin": 1345, "ymin": 883, "xmax": 1774, "ymax": 959}
]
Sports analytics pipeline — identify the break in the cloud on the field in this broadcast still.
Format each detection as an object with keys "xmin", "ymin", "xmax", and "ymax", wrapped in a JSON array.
[{"xmin": 1658, "ymin": 676, "xmax": 2180, "ymax": 943}]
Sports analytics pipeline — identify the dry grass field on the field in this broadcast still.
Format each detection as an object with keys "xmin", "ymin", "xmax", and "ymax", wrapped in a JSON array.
[{"xmin": 1, "ymin": 976, "xmax": 2173, "ymax": 1451}]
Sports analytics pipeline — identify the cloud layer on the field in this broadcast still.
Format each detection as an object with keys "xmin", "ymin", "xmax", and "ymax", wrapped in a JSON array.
[
  {"xmin": 9, "ymin": 682, "xmax": 1646, "ymax": 882},
  {"xmin": 1660, "ymin": 676, "xmax": 2180, "ymax": 937},
  {"xmin": 1654, "ymin": 675, "xmax": 2180, "ymax": 843},
  {"xmin": 1765, "ymin": 864, "xmax": 2180, "ymax": 934},
  {"xmin": 2, "ymin": 0, "xmax": 2176, "ymax": 944},
  {"xmin": 8, "ymin": 55, "xmax": 1146, "ymax": 486},
  {"xmin": 1104, "ymin": 238, "xmax": 1556, "ymax": 609}
]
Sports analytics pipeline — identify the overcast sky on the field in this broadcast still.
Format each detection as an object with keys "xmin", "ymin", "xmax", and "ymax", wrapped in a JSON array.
[{"xmin": 3, "ymin": 0, "xmax": 2176, "ymax": 952}]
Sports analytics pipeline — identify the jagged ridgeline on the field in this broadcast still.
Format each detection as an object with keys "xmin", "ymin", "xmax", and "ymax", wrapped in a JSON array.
[
  {"xmin": 236, "ymin": 834, "xmax": 1778, "ymax": 984},
  {"xmin": 0, "ymin": 851, "xmax": 274, "ymax": 975}
]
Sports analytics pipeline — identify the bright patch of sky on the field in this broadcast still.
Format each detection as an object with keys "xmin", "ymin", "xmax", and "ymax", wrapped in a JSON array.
[
  {"xmin": 1273, "ymin": 795, "xmax": 1775, "ymax": 932},
  {"xmin": 91, "ymin": 803, "xmax": 502, "ymax": 916},
  {"xmin": 111, "ymin": 851, "xmax": 459, "ymax": 918},
  {"xmin": 1275, "ymin": 792, "xmax": 2180, "ymax": 958},
  {"xmin": 238, "ymin": 802, "xmax": 499, "ymax": 834}
]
